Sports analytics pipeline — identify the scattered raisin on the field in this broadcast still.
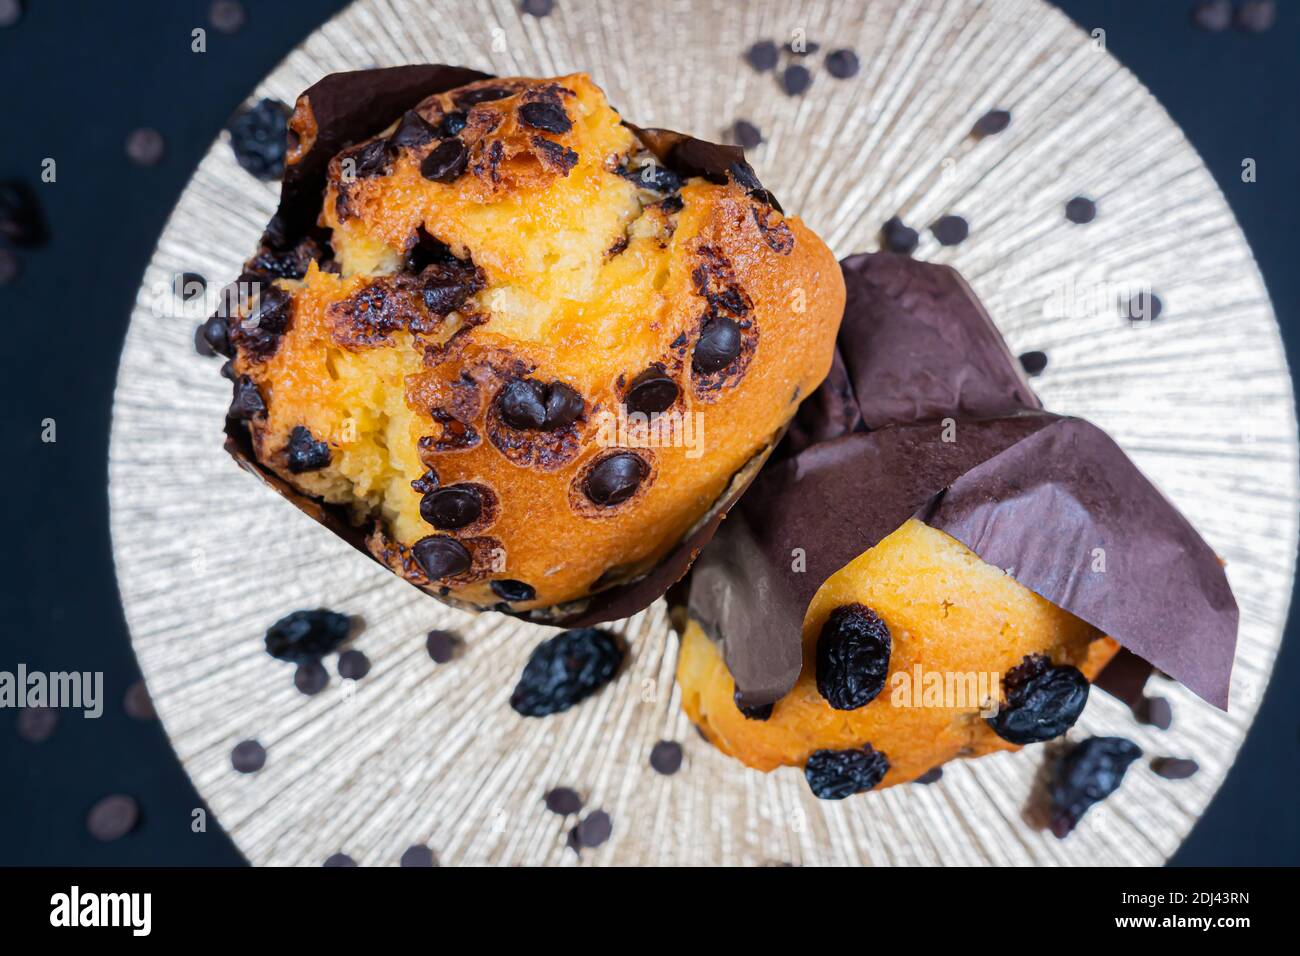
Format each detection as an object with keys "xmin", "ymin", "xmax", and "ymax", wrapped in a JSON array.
[
  {"xmin": 1049, "ymin": 736, "xmax": 1141, "ymax": 837},
  {"xmin": 804, "ymin": 745, "xmax": 890, "ymax": 800},
  {"xmin": 987, "ymin": 655, "xmax": 1089, "ymax": 744},
  {"xmin": 815, "ymin": 603, "xmax": 891, "ymax": 711},
  {"xmin": 286, "ymin": 425, "xmax": 330, "ymax": 473},
  {"xmin": 509, "ymin": 628, "xmax": 623, "ymax": 717},
  {"xmin": 227, "ymin": 98, "xmax": 291, "ymax": 180},
  {"xmin": 265, "ymin": 608, "xmax": 351, "ymax": 662}
]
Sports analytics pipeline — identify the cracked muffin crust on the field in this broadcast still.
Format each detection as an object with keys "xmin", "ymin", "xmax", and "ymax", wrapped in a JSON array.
[{"xmin": 217, "ymin": 72, "xmax": 845, "ymax": 614}]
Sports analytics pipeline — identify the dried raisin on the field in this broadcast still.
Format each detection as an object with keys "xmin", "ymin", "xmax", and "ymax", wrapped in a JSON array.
[{"xmin": 509, "ymin": 628, "xmax": 623, "ymax": 717}]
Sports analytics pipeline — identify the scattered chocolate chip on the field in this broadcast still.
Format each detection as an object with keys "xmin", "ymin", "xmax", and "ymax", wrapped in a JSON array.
[
  {"xmin": 0, "ymin": 181, "xmax": 48, "ymax": 246},
  {"xmin": 491, "ymin": 579, "xmax": 536, "ymax": 603},
  {"xmin": 824, "ymin": 48, "xmax": 860, "ymax": 79},
  {"xmin": 649, "ymin": 740, "xmax": 683, "ymax": 775},
  {"xmin": 346, "ymin": 138, "xmax": 390, "ymax": 179},
  {"xmin": 421, "ymin": 258, "xmax": 484, "ymax": 314},
  {"xmin": 388, "ymin": 110, "xmax": 438, "ymax": 151},
  {"xmin": 1065, "ymin": 196, "xmax": 1097, "ymax": 224},
  {"xmin": 781, "ymin": 64, "xmax": 812, "ymax": 96},
  {"xmin": 0, "ymin": 249, "xmax": 18, "ymax": 285},
  {"xmin": 426, "ymin": 629, "xmax": 461, "ymax": 663},
  {"xmin": 1049, "ymin": 736, "xmax": 1141, "ymax": 837},
  {"xmin": 439, "ymin": 110, "xmax": 468, "ymax": 136},
  {"xmin": 338, "ymin": 649, "xmax": 371, "ymax": 680},
  {"xmin": 786, "ymin": 39, "xmax": 820, "ymax": 56},
  {"xmin": 265, "ymin": 609, "xmax": 351, "ymax": 662},
  {"xmin": 521, "ymin": 0, "xmax": 553, "ymax": 16},
  {"xmin": 805, "ymin": 745, "xmax": 890, "ymax": 799},
  {"xmin": 1122, "ymin": 291, "xmax": 1163, "ymax": 323},
  {"xmin": 625, "ymin": 368, "xmax": 679, "ymax": 414},
  {"xmin": 734, "ymin": 690, "xmax": 773, "ymax": 721},
  {"xmin": 576, "ymin": 810, "xmax": 612, "ymax": 848},
  {"xmin": 510, "ymin": 628, "xmax": 623, "ymax": 717},
  {"xmin": 931, "ymin": 215, "xmax": 969, "ymax": 246},
  {"xmin": 1138, "ymin": 695, "xmax": 1173, "ymax": 730},
  {"xmin": 0, "ymin": 0, "xmax": 22, "ymax": 28},
  {"xmin": 619, "ymin": 160, "xmax": 682, "ymax": 194},
  {"xmin": 497, "ymin": 378, "xmax": 583, "ymax": 430},
  {"xmin": 987, "ymin": 654, "xmax": 1089, "ymax": 744},
  {"xmin": 412, "ymin": 535, "xmax": 472, "ymax": 581},
  {"xmin": 400, "ymin": 844, "xmax": 437, "ymax": 867},
  {"xmin": 455, "ymin": 86, "xmax": 512, "ymax": 108},
  {"xmin": 544, "ymin": 787, "xmax": 582, "ymax": 815},
  {"xmin": 732, "ymin": 120, "xmax": 762, "ymax": 149},
  {"xmin": 531, "ymin": 135, "xmax": 579, "ymax": 173},
  {"xmin": 1018, "ymin": 350, "xmax": 1048, "ymax": 376},
  {"xmin": 87, "ymin": 795, "xmax": 140, "ymax": 842},
  {"xmin": 583, "ymin": 453, "xmax": 648, "ymax": 506},
  {"xmin": 692, "ymin": 316, "xmax": 742, "ymax": 373},
  {"xmin": 1236, "ymin": 0, "xmax": 1276, "ymax": 32},
  {"xmin": 816, "ymin": 603, "xmax": 892, "ymax": 711},
  {"xmin": 1191, "ymin": 0, "xmax": 1232, "ymax": 31},
  {"xmin": 728, "ymin": 160, "xmax": 762, "ymax": 193},
  {"xmin": 323, "ymin": 852, "xmax": 357, "ymax": 867},
  {"xmin": 519, "ymin": 100, "xmax": 572, "ymax": 134},
  {"xmin": 287, "ymin": 425, "xmax": 331, "ymax": 473},
  {"xmin": 174, "ymin": 272, "xmax": 208, "ymax": 300},
  {"xmin": 17, "ymin": 706, "xmax": 57, "ymax": 743},
  {"xmin": 196, "ymin": 316, "xmax": 231, "ymax": 357},
  {"xmin": 231, "ymin": 739, "xmax": 266, "ymax": 773},
  {"xmin": 913, "ymin": 767, "xmax": 944, "ymax": 785},
  {"xmin": 208, "ymin": 0, "xmax": 246, "ymax": 33},
  {"xmin": 123, "ymin": 680, "xmax": 156, "ymax": 721},
  {"xmin": 126, "ymin": 127, "xmax": 165, "ymax": 166},
  {"xmin": 227, "ymin": 98, "xmax": 291, "ymax": 180},
  {"xmin": 745, "ymin": 39, "xmax": 779, "ymax": 72},
  {"xmin": 295, "ymin": 660, "xmax": 329, "ymax": 696},
  {"xmin": 544, "ymin": 382, "xmax": 584, "ymax": 427},
  {"xmin": 418, "ymin": 138, "xmax": 470, "ymax": 183},
  {"xmin": 228, "ymin": 375, "xmax": 266, "ymax": 419},
  {"xmin": 880, "ymin": 217, "xmax": 919, "ymax": 255},
  {"xmin": 972, "ymin": 108, "xmax": 1012, "ymax": 137},
  {"xmin": 1151, "ymin": 756, "xmax": 1199, "ymax": 780},
  {"xmin": 420, "ymin": 484, "xmax": 483, "ymax": 530}
]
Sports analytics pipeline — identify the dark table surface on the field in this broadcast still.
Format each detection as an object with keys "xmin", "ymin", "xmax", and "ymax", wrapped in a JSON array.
[{"xmin": 1, "ymin": 0, "xmax": 1296, "ymax": 866}]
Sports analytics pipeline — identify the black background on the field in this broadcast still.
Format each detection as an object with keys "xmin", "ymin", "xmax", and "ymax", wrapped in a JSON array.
[{"xmin": 1, "ymin": 1, "xmax": 1296, "ymax": 866}]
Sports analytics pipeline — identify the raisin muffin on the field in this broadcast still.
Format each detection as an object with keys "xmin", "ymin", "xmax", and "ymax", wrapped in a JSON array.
[
  {"xmin": 210, "ymin": 69, "xmax": 844, "ymax": 618},
  {"xmin": 675, "ymin": 252, "xmax": 1236, "ymax": 798}
]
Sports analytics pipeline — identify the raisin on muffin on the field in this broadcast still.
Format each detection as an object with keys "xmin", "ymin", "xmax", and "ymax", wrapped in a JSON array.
[
  {"xmin": 675, "ymin": 252, "xmax": 1237, "ymax": 797},
  {"xmin": 210, "ymin": 68, "xmax": 845, "ymax": 620}
]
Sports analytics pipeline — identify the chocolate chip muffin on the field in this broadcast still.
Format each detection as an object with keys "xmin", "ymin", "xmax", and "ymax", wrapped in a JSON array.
[{"xmin": 212, "ymin": 69, "xmax": 844, "ymax": 618}]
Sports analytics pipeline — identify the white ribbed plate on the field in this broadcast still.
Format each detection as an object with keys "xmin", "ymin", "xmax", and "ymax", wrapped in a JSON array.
[{"xmin": 109, "ymin": 0, "xmax": 1297, "ymax": 866}]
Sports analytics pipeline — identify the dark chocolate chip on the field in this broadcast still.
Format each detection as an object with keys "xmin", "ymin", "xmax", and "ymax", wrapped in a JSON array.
[
  {"xmin": 421, "ymin": 260, "xmax": 483, "ymax": 314},
  {"xmin": 123, "ymin": 680, "xmax": 156, "ymax": 721},
  {"xmin": 1065, "ymin": 196, "xmax": 1097, "ymax": 224},
  {"xmin": 531, "ymin": 136, "xmax": 579, "ymax": 173},
  {"xmin": 227, "ymin": 98, "xmax": 290, "ymax": 181},
  {"xmin": 195, "ymin": 316, "xmax": 225, "ymax": 356},
  {"xmin": 400, "ymin": 844, "xmax": 437, "ymax": 867},
  {"xmin": 388, "ymin": 110, "xmax": 438, "ymax": 151},
  {"xmin": 208, "ymin": 0, "xmax": 246, "ymax": 33},
  {"xmin": 544, "ymin": 787, "xmax": 583, "ymax": 815},
  {"xmin": 174, "ymin": 272, "xmax": 208, "ymax": 300},
  {"xmin": 228, "ymin": 375, "xmax": 266, "ymax": 419},
  {"xmin": 347, "ymin": 138, "xmax": 390, "ymax": 179},
  {"xmin": 420, "ymin": 138, "xmax": 469, "ymax": 182},
  {"xmin": 323, "ymin": 852, "xmax": 357, "ymax": 867},
  {"xmin": 294, "ymin": 660, "xmax": 329, "ymax": 696},
  {"xmin": 251, "ymin": 283, "xmax": 292, "ymax": 333},
  {"xmin": 1138, "ymin": 695, "xmax": 1173, "ymax": 730},
  {"xmin": 412, "ymin": 535, "xmax": 472, "ymax": 580},
  {"xmin": 338, "ymin": 649, "xmax": 371, "ymax": 680},
  {"xmin": 125, "ymin": 127, "xmax": 165, "ymax": 166},
  {"xmin": 728, "ymin": 160, "xmax": 762, "ymax": 193},
  {"xmin": 410, "ymin": 469, "xmax": 440, "ymax": 494},
  {"xmin": 584, "ymin": 453, "xmax": 648, "ymax": 506},
  {"xmin": 732, "ymin": 120, "xmax": 762, "ymax": 149},
  {"xmin": 455, "ymin": 86, "xmax": 512, "ymax": 108},
  {"xmin": 544, "ymin": 382, "xmax": 584, "ymax": 428},
  {"xmin": 87, "ymin": 795, "xmax": 139, "ymax": 842},
  {"xmin": 620, "ymin": 161, "xmax": 682, "ymax": 194},
  {"xmin": 649, "ymin": 740, "xmax": 683, "ymax": 775},
  {"xmin": 881, "ymin": 216, "xmax": 919, "ymax": 255},
  {"xmin": 745, "ymin": 39, "xmax": 779, "ymax": 72},
  {"xmin": 931, "ymin": 215, "xmax": 969, "ymax": 246},
  {"xmin": 0, "ymin": 180, "xmax": 48, "ymax": 246},
  {"xmin": 734, "ymin": 689, "xmax": 774, "ymax": 721},
  {"xmin": 576, "ymin": 810, "xmax": 612, "ymax": 848},
  {"xmin": 519, "ymin": 100, "xmax": 572, "ymax": 134},
  {"xmin": 231, "ymin": 739, "xmax": 266, "ymax": 773},
  {"xmin": 439, "ymin": 110, "xmax": 468, "ymax": 136},
  {"xmin": 426, "ymin": 629, "xmax": 460, "ymax": 664},
  {"xmin": 497, "ymin": 378, "xmax": 547, "ymax": 429},
  {"xmin": 17, "ymin": 706, "xmax": 57, "ymax": 743},
  {"xmin": 491, "ymin": 579, "xmax": 536, "ymax": 603},
  {"xmin": 1151, "ymin": 756, "xmax": 1199, "ymax": 780},
  {"xmin": 521, "ymin": 0, "xmax": 554, "ymax": 16},
  {"xmin": 625, "ymin": 368, "xmax": 679, "ymax": 414},
  {"xmin": 972, "ymin": 108, "xmax": 1012, "ymax": 137},
  {"xmin": 1236, "ymin": 0, "xmax": 1276, "ymax": 32},
  {"xmin": 287, "ymin": 425, "xmax": 331, "ymax": 473},
  {"xmin": 692, "ymin": 316, "xmax": 742, "ymax": 373},
  {"xmin": 1122, "ymin": 291, "xmax": 1163, "ymax": 323},
  {"xmin": 781, "ymin": 64, "xmax": 812, "ymax": 96},
  {"xmin": 420, "ymin": 484, "xmax": 483, "ymax": 530},
  {"xmin": 825, "ymin": 48, "xmax": 860, "ymax": 79},
  {"xmin": 1018, "ymin": 350, "xmax": 1048, "ymax": 376},
  {"xmin": 913, "ymin": 767, "xmax": 944, "ymax": 785}
]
